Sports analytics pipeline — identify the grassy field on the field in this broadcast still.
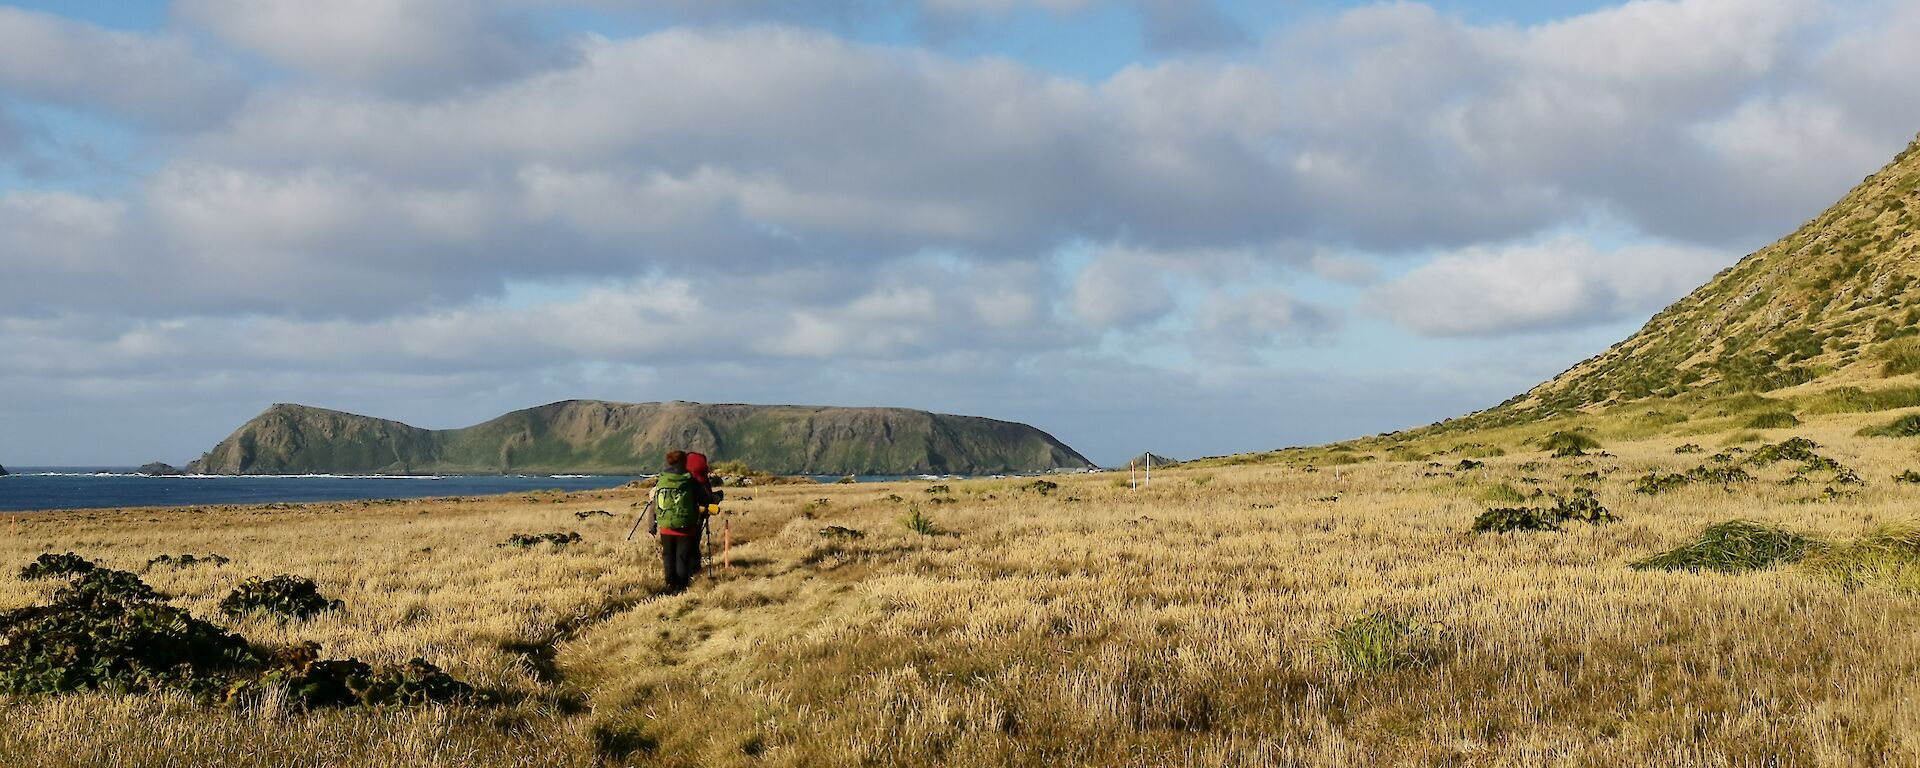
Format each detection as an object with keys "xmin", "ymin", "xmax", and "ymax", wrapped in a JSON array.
[{"xmin": 6, "ymin": 416, "xmax": 1920, "ymax": 766}]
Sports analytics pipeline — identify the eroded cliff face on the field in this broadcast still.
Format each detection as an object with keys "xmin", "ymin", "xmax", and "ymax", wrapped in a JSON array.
[{"xmin": 189, "ymin": 400, "xmax": 1094, "ymax": 476}]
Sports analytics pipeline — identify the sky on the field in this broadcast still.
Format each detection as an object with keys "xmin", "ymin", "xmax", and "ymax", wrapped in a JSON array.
[{"xmin": 2, "ymin": 0, "xmax": 1919, "ymax": 468}]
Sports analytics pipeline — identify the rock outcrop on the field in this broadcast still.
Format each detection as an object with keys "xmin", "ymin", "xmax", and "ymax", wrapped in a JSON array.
[{"xmin": 137, "ymin": 463, "xmax": 185, "ymax": 476}]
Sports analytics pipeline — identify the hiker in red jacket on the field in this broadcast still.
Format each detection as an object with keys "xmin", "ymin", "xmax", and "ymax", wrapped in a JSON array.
[{"xmin": 684, "ymin": 452, "xmax": 716, "ymax": 571}]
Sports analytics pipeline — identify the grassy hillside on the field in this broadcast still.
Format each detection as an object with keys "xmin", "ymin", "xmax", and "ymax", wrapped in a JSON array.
[
  {"xmin": 189, "ymin": 401, "xmax": 1094, "ymax": 476},
  {"xmin": 9, "ymin": 425, "xmax": 1920, "ymax": 765},
  {"xmin": 1424, "ymin": 134, "xmax": 1920, "ymax": 434}
]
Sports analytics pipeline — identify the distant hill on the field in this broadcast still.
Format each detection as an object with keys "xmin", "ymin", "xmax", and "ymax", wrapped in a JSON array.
[
  {"xmin": 186, "ymin": 400, "xmax": 1095, "ymax": 476},
  {"xmin": 1120, "ymin": 453, "xmax": 1179, "ymax": 469},
  {"xmin": 1432, "ymin": 132, "xmax": 1920, "ymax": 433}
]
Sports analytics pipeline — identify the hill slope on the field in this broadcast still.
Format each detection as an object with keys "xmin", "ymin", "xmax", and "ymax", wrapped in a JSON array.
[
  {"xmin": 1452, "ymin": 133, "xmax": 1920, "ymax": 431},
  {"xmin": 187, "ymin": 401, "xmax": 1094, "ymax": 476}
]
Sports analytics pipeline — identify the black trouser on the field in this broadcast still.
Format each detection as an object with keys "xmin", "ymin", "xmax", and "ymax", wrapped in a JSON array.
[{"xmin": 660, "ymin": 534, "xmax": 700, "ymax": 591}]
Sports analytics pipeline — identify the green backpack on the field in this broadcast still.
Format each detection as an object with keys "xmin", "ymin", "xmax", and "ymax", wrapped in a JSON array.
[{"xmin": 653, "ymin": 472, "xmax": 701, "ymax": 531}]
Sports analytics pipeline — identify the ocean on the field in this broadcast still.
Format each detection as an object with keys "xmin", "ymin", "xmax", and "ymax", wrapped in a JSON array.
[
  {"xmin": 0, "ymin": 469, "xmax": 643, "ymax": 513},
  {"xmin": 0, "ymin": 469, "xmax": 970, "ymax": 513}
]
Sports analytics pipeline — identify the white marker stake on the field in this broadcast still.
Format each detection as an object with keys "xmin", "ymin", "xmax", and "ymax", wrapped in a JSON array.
[
  {"xmin": 1145, "ymin": 454, "xmax": 1152, "ymax": 489},
  {"xmin": 1130, "ymin": 459, "xmax": 1138, "ymax": 492}
]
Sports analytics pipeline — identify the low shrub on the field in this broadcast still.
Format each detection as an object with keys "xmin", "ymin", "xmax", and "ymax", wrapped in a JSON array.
[
  {"xmin": 817, "ymin": 526, "xmax": 865, "ymax": 540},
  {"xmin": 218, "ymin": 575, "xmax": 343, "ymax": 619},
  {"xmin": 1894, "ymin": 470, "xmax": 1920, "ymax": 484},
  {"xmin": 572, "ymin": 510, "xmax": 614, "ymax": 520},
  {"xmin": 1674, "ymin": 443, "xmax": 1703, "ymax": 454},
  {"xmin": 1453, "ymin": 459, "xmax": 1485, "ymax": 471},
  {"xmin": 1326, "ymin": 613, "xmax": 1438, "ymax": 673},
  {"xmin": 924, "ymin": 485, "xmax": 951, "ymax": 495},
  {"xmin": 1629, "ymin": 520, "xmax": 1816, "ymax": 573}
]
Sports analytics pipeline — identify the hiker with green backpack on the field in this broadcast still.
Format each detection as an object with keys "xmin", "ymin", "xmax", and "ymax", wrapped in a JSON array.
[{"xmin": 648, "ymin": 450, "xmax": 716, "ymax": 592}]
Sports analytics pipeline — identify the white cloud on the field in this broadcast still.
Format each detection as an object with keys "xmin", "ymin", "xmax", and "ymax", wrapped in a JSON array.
[
  {"xmin": 0, "ymin": 7, "xmax": 244, "ymax": 127},
  {"xmin": 174, "ymin": 0, "xmax": 567, "ymax": 94},
  {"xmin": 1369, "ymin": 236, "xmax": 1732, "ymax": 337}
]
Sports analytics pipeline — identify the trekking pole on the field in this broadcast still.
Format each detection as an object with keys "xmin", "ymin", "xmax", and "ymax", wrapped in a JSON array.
[
  {"xmin": 702, "ymin": 508, "xmax": 713, "ymax": 566},
  {"xmin": 723, "ymin": 514, "xmax": 732, "ymax": 570},
  {"xmin": 626, "ymin": 499, "xmax": 655, "ymax": 541}
]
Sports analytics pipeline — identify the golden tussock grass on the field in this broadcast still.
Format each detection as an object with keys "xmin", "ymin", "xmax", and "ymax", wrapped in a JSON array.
[{"xmin": 5, "ymin": 420, "xmax": 1920, "ymax": 766}]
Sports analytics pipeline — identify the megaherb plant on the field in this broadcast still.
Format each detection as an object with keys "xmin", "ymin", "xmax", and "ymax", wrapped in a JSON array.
[
  {"xmin": 499, "ymin": 532, "xmax": 583, "ymax": 549},
  {"xmin": 1470, "ymin": 488, "xmax": 1615, "ymax": 533},
  {"xmin": 218, "ymin": 575, "xmax": 343, "ymax": 619},
  {"xmin": 1, "ymin": 555, "xmax": 478, "ymax": 707}
]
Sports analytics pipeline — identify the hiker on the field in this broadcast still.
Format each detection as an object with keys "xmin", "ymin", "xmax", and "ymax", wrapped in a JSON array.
[
  {"xmin": 650, "ymin": 450, "xmax": 714, "ymax": 592},
  {"xmin": 683, "ymin": 452, "xmax": 724, "ymax": 571}
]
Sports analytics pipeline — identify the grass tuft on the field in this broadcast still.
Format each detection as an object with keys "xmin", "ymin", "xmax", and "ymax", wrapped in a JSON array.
[
  {"xmin": 901, "ymin": 505, "xmax": 940, "ymax": 536},
  {"xmin": 1326, "ymin": 613, "xmax": 1437, "ymax": 673},
  {"xmin": 1744, "ymin": 411, "xmax": 1801, "ymax": 429},
  {"xmin": 1858, "ymin": 414, "xmax": 1920, "ymax": 438},
  {"xmin": 1798, "ymin": 527, "xmax": 1920, "ymax": 593},
  {"xmin": 1629, "ymin": 520, "xmax": 1817, "ymax": 573}
]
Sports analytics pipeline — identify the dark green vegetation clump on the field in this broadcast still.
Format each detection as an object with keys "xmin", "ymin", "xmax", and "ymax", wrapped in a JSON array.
[
  {"xmin": 1471, "ymin": 507, "xmax": 1563, "ymax": 534},
  {"xmin": 1471, "ymin": 488, "xmax": 1615, "ymax": 534},
  {"xmin": 218, "ymin": 575, "xmax": 344, "ymax": 619},
  {"xmin": 1020, "ymin": 479, "xmax": 1060, "ymax": 495},
  {"xmin": 1895, "ymin": 470, "xmax": 1920, "ymax": 484},
  {"xmin": 1326, "ymin": 613, "xmax": 1439, "ymax": 673},
  {"xmin": 226, "ymin": 642, "xmax": 479, "ymax": 709},
  {"xmin": 500, "ymin": 532, "xmax": 583, "ymax": 549},
  {"xmin": 18, "ymin": 553, "xmax": 96, "ymax": 581},
  {"xmin": 1539, "ymin": 430, "xmax": 1601, "ymax": 457},
  {"xmin": 146, "ymin": 553, "xmax": 231, "ymax": 570},
  {"xmin": 1634, "ymin": 464, "xmax": 1759, "ymax": 494},
  {"xmin": 1674, "ymin": 443, "xmax": 1703, "ymax": 454},
  {"xmin": 572, "ymin": 509, "xmax": 613, "ymax": 519},
  {"xmin": 1, "ymin": 556, "xmax": 479, "ymax": 707},
  {"xmin": 1859, "ymin": 413, "xmax": 1920, "ymax": 438},
  {"xmin": 1453, "ymin": 459, "xmax": 1485, "ymax": 471},
  {"xmin": 1, "ymin": 564, "xmax": 253, "ymax": 696},
  {"xmin": 817, "ymin": 526, "xmax": 865, "ymax": 540},
  {"xmin": 1747, "ymin": 436, "xmax": 1824, "ymax": 464},
  {"xmin": 1630, "ymin": 521, "xmax": 1816, "ymax": 573}
]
